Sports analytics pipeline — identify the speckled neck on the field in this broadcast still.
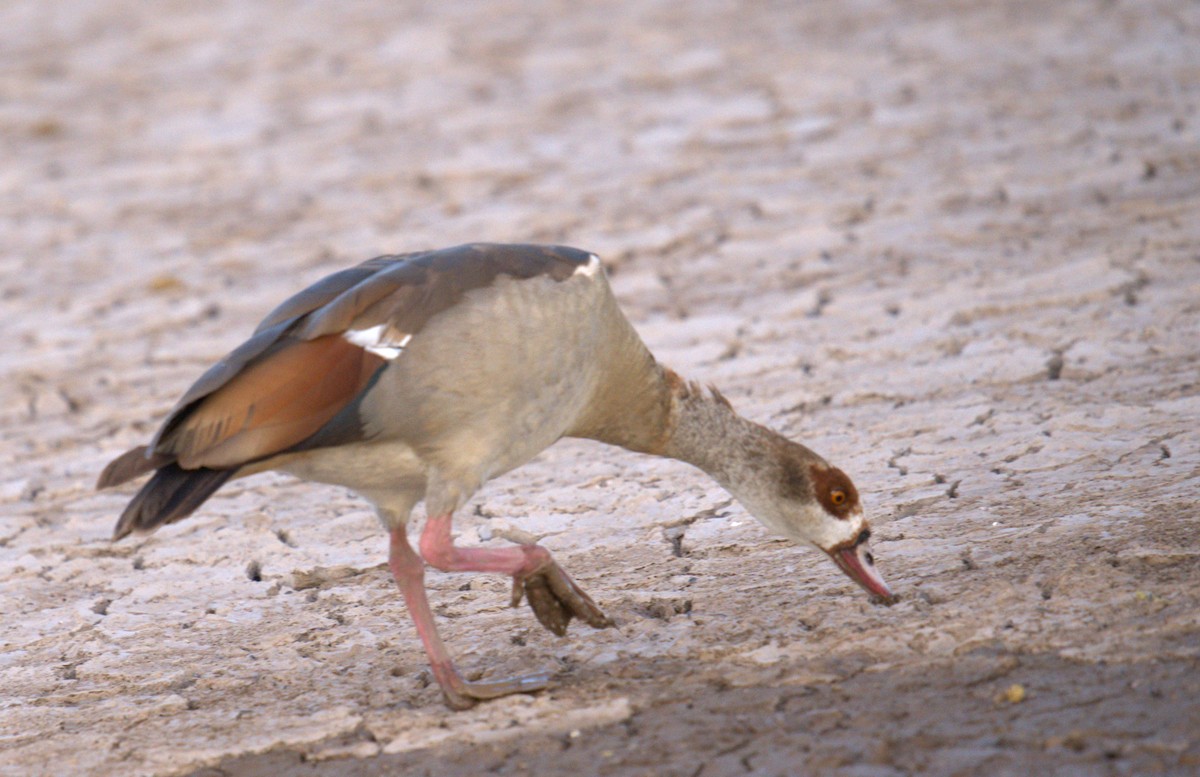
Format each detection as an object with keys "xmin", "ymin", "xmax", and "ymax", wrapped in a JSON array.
[
  {"xmin": 660, "ymin": 375, "xmax": 777, "ymax": 490},
  {"xmin": 658, "ymin": 373, "xmax": 834, "ymax": 540}
]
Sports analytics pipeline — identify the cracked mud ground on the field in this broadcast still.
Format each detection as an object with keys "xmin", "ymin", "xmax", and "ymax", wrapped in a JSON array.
[{"xmin": 2, "ymin": 1, "xmax": 1198, "ymax": 775}]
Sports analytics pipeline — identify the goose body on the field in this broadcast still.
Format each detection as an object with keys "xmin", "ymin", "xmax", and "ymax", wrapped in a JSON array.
[{"xmin": 99, "ymin": 243, "xmax": 894, "ymax": 709}]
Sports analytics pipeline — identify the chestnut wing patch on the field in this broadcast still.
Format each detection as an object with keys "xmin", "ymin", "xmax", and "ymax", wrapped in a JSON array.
[{"xmin": 155, "ymin": 335, "xmax": 385, "ymax": 468}]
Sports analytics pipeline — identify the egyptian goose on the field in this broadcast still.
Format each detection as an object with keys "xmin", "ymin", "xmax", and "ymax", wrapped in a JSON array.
[{"xmin": 98, "ymin": 243, "xmax": 894, "ymax": 709}]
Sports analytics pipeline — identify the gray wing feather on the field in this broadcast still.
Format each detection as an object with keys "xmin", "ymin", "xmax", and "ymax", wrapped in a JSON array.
[{"xmin": 253, "ymin": 255, "xmax": 406, "ymax": 335}]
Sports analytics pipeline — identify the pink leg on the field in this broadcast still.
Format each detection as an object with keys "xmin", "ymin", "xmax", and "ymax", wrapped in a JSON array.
[
  {"xmin": 419, "ymin": 513, "xmax": 613, "ymax": 636},
  {"xmin": 388, "ymin": 525, "xmax": 550, "ymax": 709}
]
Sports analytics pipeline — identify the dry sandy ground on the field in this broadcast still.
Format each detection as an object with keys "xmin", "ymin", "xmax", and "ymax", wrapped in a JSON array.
[{"xmin": 2, "ymin": 0, "xmax": 1199, "ymax": 775}]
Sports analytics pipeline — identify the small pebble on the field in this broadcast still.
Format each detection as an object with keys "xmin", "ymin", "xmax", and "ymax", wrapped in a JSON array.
[{"xmin": 1000, "ymin": 683, "xmax": 1026, "ymax": 704}]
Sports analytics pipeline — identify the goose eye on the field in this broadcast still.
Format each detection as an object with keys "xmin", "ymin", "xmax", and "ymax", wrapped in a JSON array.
[{"xmin": 830, "ymin": 489, "xmax": 847, "ymax": 506}]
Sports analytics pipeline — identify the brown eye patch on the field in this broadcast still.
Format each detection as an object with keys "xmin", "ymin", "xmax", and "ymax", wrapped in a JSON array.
[{"xmin": 809, "ymin": 465, "xmax": 859, "ymax": 518}]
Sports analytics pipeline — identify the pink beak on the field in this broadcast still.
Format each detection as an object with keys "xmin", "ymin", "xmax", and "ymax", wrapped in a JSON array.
[{"xmin": 828, "ymin": 531, "xmax": 897, "ymax": 605}]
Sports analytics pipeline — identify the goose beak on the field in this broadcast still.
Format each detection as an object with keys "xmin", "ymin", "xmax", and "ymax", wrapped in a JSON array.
[{"xmin": 828, "ymin": 532, "xmax": 897, "ymax": 605}]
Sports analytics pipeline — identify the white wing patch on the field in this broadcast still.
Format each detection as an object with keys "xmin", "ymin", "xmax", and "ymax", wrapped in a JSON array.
[
  {"xmin": 344, "ymin": 325, "xmax": 413, "ymax": 360},
  {"xmin": 572, "ymin": 254, "xmax": 601, "ymax": 279}
]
